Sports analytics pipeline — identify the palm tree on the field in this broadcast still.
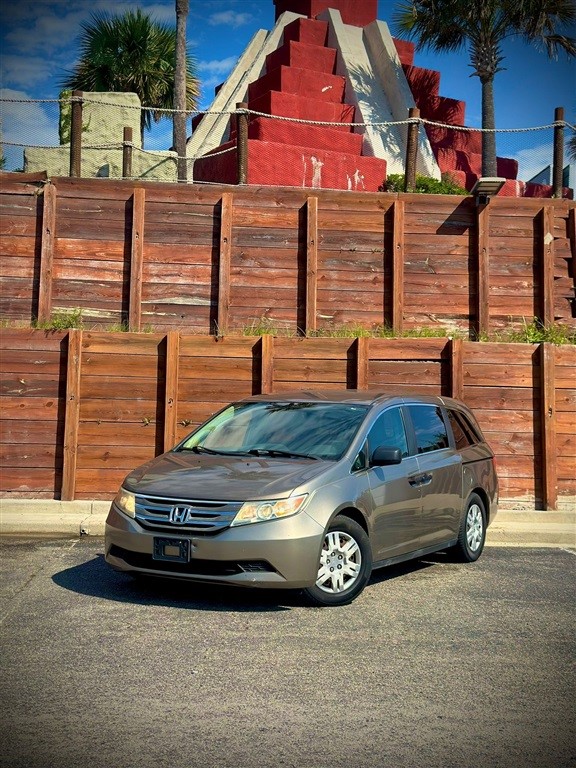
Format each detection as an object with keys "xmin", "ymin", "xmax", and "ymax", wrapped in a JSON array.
[
  {"xmin": 394, "ymin": 0, "xmax": 576, "ymax": 177},
  {"xmin": 61, "ymin": 9, "xmax": 199, "ymax": 146}
]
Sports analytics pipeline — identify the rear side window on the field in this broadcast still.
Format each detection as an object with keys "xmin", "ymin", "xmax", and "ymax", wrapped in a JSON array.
[
  {"xmin": 446, "ymin": 409, "xmax": 478, "ymax": 449},
  {"xmin": 407, "ymin": 405, "xmax": 449, "ymax": 454}
]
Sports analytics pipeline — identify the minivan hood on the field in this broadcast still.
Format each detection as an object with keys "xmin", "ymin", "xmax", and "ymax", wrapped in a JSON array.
[{"xmin": 123, "ymin": 451, "xmax": 333, "ymax": 500}]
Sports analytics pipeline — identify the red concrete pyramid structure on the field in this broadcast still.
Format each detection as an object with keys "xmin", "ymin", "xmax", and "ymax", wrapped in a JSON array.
[
  {"xmin": 193, "ymin": 7, "xmax": 387, "ymax": 191},
  {"xmin": 191, "ymin": 0, "xmax": 563, "ymax": 197}
]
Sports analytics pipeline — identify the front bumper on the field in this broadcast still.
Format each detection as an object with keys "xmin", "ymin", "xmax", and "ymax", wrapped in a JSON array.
[{"xmin": 104, "ymin": 503, "xmax": 325, "ymax": 589}]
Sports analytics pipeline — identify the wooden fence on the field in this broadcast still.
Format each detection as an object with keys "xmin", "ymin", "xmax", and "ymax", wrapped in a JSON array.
[
  {"xmin": 1, "ymin": 329, "xmax": 574, "ymax": 508},
  {"xmin": 1, "ymin": 174, "xmax": 575, "ymax": 336}
]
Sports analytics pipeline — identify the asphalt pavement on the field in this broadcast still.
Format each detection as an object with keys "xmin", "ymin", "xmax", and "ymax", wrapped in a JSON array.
[{"xmin": 0, "ymin": 536, "xmax": 574, "ymax": 768}]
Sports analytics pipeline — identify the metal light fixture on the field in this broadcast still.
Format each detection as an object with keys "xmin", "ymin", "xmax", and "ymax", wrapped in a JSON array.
[{"xmin": 470, "ymin": 176, "xmax": 506, "ymax": 205}]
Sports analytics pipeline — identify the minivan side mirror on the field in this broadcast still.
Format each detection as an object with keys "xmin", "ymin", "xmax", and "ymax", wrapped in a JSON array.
[{"xmin": 370, "ymin": 446, "xmax": 402, "ymax": 466}]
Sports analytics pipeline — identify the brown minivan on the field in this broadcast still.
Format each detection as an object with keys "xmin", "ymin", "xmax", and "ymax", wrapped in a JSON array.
[{"xmin": 105, "ymin": 391, "xmax": 498, "ymax": 606}]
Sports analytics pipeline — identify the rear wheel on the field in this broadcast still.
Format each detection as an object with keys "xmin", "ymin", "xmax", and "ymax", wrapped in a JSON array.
[
  {"xmin": 453, "ymin": 493, "xmax": 486, "ymax": 562},
  {"xmin": 304, "ymin": 516, "xmax": 372, "ymax": 607}
]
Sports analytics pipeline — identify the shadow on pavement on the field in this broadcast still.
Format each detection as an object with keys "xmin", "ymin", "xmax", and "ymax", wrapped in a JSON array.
[{"xmin": 51, "ymin": 546, "xmax": 450, "ymax": 612}]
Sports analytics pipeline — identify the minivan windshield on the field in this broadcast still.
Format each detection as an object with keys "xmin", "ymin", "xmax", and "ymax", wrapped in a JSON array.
[{"xmin": 176, "ymin": 401, "xmax": 369, "ymax": 461}]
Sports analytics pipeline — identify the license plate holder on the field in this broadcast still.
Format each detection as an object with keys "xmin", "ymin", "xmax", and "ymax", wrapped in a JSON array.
[{"xmin": 153, "ymin": 537, "xmax": 190, "ymax": 563}]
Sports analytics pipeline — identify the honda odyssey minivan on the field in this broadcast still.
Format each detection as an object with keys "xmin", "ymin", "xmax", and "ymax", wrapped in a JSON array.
[{"xmin": 105, "ymin": 391, "xmax": 498, "ymax": 606}]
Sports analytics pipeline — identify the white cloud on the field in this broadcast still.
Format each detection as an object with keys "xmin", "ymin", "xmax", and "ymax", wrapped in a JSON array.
[
  {"xmin": 1, "ymin": 55, "xmax": 61, "ymax": 89},
  {"xmin": 208, "ymin": 11, "xmax": 252, "ymax": 28},
  {"xmin": 0, "ymin": 88, "xmax": 60, "ymax": 158},
  {"xmin": 198, "ymin": 56, "xmax": 238, "ymax": 75},
  {"xmin": 2, "ymin": 1, "xmax": 180, "ymax": 59}
]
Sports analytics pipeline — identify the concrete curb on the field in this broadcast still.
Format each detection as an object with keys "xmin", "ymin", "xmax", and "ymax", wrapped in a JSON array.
[
  {"xmin": 0, "ymin": 500, "xmax": 110, "ymax": 537},
  {"xmin": 1, "ymin": 499, "xmax": 574, "ymax": 547}
]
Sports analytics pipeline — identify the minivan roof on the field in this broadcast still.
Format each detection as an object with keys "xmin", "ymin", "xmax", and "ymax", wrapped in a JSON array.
[{"xmin": 245, "ymin": 390, "xmax": 454, "ymax": 408}]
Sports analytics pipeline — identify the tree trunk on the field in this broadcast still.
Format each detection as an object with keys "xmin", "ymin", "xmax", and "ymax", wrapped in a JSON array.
[
  {"xmin": 481, "ymin": 76, "xmax": 497, "ymax": 177},
  {"xmin": 174, "ymin": 0, "xmax": 189, "ymax": 182}
]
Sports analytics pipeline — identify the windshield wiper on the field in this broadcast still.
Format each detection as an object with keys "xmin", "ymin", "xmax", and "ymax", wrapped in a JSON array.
[
  {"xmin": 247, "ymin": 448, "xmax": 319, "ymax": 460},
  {"xmin": 180, "ymin": 445, "xmax": 238, "ymax": 456}
]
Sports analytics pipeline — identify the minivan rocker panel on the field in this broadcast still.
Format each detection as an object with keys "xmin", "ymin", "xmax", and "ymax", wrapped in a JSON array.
[{"xmin": 105, "ymin": 391, "xmax": 498, "ymax": 606}]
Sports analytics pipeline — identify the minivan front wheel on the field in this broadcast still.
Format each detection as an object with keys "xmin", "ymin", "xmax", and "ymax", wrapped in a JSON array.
[
  {"xmin": 304, "ymin": 516, "xmax": 372, "ymax": 607},
  {"xmin": 454, "ymin": 493, "xmax": 486, "ymax": 562}
]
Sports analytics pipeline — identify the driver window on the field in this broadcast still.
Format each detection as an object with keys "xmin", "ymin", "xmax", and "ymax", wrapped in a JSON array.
[{"xmin": 367, "ymin": 408, "xmax": 409, "ymax": 458}]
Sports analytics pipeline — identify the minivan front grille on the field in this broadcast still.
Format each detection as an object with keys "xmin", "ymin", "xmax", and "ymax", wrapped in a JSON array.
[{"xmin": 134, "ymin": 494, "xmax": 242, "ymax": 534}]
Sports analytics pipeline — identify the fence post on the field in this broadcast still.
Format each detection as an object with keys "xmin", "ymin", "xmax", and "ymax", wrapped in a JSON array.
[
  {"xmin": 236, "ymin": 102, "xmax": 248, "ymax": 185},
  {"xmin": 552, "ymin": 107, "xmax": 564, "ymax": 198},
  {"xmin": 404, "ymin": 107, "xmax": 420, "ymax": 192},
  {"xmin": 37, "ymin": 182, "xmax": 56, "ymax": 324},
  {"xmin": 164, "ymin": 331, "xmax": 180, "ymax": 451},
  {"xmin": 476, "ymin": 202, "xmax": 490, "ymax": 337},
  {"xmin": 122, "ymin": 127, "xmax": 133, "ymax": 179},
  {"xmin": 306, "ymin": 196, "xmax": 318, "ymax": 334},
  {"xmin": 129, "ymin": 187, "xmax": 146, "ymax": 332},
  {"xmin": 540, "ymin": 206, "xmax": 555, "ymax": 326},
  {"xmin": 449, "ymin": 337, "xmax": 464, "ymax": 401},
  {"xmin": 69, "ymin": 90, "xmax": 83, "ymax": 178},
  {"xmin": 61, "ymin": 329, "xmax": 83, "ymax": 501},
  {"xmin": 392, "ymin": 200, "xmax": 405, "ymax": 334},
  {"xmin": 356, "ymin": 336, "xmax": 369, "ymax": 390},
  {"xmin": 260, "ymin": 335, "xmax": 274, "ymax": 394},
  {"xmin": 540, "ymin": 342, "xmax": 557, "ymax": 510},
  {"xmin": 217, "ymin": 192, "xmax": 233, "ymax": 335}
]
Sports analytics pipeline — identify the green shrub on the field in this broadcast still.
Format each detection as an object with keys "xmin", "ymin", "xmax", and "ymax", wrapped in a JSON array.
[
  {"xmin": 380, "ymin": 173, "xmax": 468, "ymax": 195},
  {"xmin": 33, "ymin": 308, "xmax": 84, "ymax": 331}
]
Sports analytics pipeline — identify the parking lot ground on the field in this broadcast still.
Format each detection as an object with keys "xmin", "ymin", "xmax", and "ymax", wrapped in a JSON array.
[{"xmin": 0, "ymin": 537, "xmax": 575, "ymax": 768}]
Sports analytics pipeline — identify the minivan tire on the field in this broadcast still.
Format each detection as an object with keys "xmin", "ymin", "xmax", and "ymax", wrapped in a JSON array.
[
  {"xmin": 453, "ymin": 493, "xmax": 486, "ymax": 562},
  {"xmin": 304, "ymin": 516, "xmax": 372, "ymax": 607}
]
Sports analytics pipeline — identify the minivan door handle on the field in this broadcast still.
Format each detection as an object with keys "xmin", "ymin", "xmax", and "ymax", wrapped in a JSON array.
[{"xmin": 408, "ymin": 472, "xmax": 433, "ymax": 487}]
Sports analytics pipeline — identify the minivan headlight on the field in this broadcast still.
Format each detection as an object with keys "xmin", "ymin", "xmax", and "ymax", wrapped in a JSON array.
[
  {"xmin": 231, "ymin": 494, "xmax": 308, "ymax": 526},
  {"xmin": 114, "ymin": 488, "xmax": 136, "ymax": 519}
]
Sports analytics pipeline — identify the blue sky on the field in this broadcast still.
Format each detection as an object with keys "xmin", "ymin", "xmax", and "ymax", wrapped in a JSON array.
[{"xmin": 1, "ymin": 0, "xmax": 574, "ymax": 178}]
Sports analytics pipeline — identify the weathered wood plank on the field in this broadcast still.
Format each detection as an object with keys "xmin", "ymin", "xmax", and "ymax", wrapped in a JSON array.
[
  {"xmin": 391, "ymin": 200, "xmax": 407, "ymax": 334},
  {"xmin": 81, "ymin": 353, "xmax": 162, "ymax": 378},
  {"xmin": 273, "ymin": 338, "xmax": 357, "ymax": 359},
  {"xmin": 164, "ymin": 331, "xmax": 180, "ymax": 451},
  {"xmin": 217, "ymin": 193, "xmax": 233, "ymax": 334},
  {"xmin": 61, "ymin": 329, "xmax": 82, "ymax": 500},
  {"xmin": 0, "ymin": 468, "xmax": 62, "ymax": 494},
  {"xmin": 79, "ymin": 398, "xmax": 162, "ymax": 422},
  {"xmin": 37, "ymin": 182, "xmax": 57, "ymax": 323},
  {"xmin": 1, "ymin": 397, "xmax": 61, "ymax": 420},
  {"xmin": 541, "ymin": 206, "xmax": 555, "ymax": 325},
  {"xmin": 260, "ymin": 334, "xmax": 274, "ymax": 394},
  {"xmin": 540, "ymin": 343, "xmax": 557, "ymax": 509},
  {"xmin": 356, "ymin": 337, "xmax": 369, "ymax": 390},
  {"xmin": 0, "ymin": 444, "xmax": 61, "ymax": 468},
  {"xmin": 463, "ymin": 364, "xmax": 536, "ymax": 387},
  {"xmin": 368, "ymin": 361, "xmax": 444, "ymax": 386},
  {"xmin": 306, "ymin": 195, "xmax": 318, "ymax": 332},
  {"xmin": 178, "ymin": 379, "xmax": 255, "ymax": 401},
  {"xmin": 76, "ymin": 445, "xmax": 156, "ymax": 469},
  {"xmin": 129, "ymin": 187, "xmax": 145, "ymax": 331}
]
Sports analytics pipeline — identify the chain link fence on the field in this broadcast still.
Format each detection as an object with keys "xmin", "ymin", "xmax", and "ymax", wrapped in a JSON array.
[{"xmin": 1, "ymin": 94, "xmax": 574, "ymax": 194}]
